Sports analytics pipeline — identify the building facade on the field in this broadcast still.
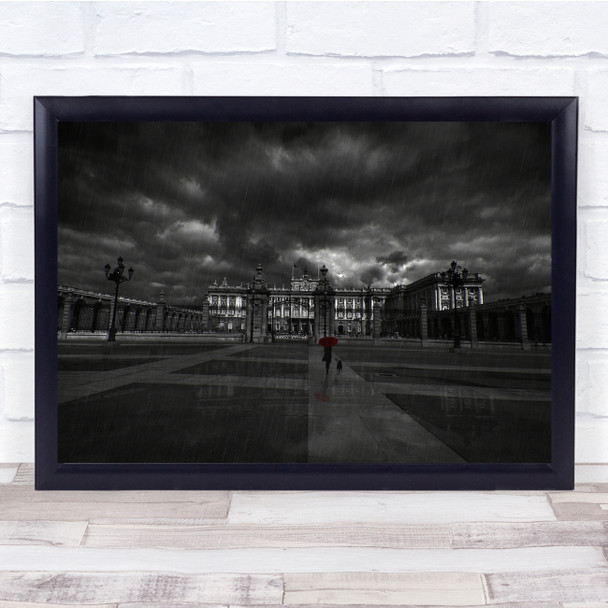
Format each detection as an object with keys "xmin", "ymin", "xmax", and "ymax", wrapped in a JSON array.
[
  {"xmin": 382, "ymin": 269, "xmax": 485, "ymax": 337},
  {"xmin": 58, "ymin": 262, "xmax": 550, "ymax": 348},
  {"xmin": 205, "ymin": 264, "xmax": 391, "ymax": 342}
]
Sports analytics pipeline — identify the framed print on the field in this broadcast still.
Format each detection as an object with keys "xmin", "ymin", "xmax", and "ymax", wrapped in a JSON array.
[{"xmin": 35, "ymin": 96, "xmax": 577, "ymax": 490}]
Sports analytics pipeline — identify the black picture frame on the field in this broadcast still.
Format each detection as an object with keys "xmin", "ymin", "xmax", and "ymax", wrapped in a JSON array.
[{"xmin": 35, "ymin": 96, "xmax": 577, "ymax": 490}]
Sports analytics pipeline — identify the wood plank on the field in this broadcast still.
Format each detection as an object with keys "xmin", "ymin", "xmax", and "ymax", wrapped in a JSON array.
[
  {"xmin": 82, "ymin": 523, "xmax": 451, "ymax": 549},
  {"xmin": 549, "ymin": 492, "xmax": 608, "ymax": 504},
  {"xmin": 0, "ymin": 465, "xmax": 18, "ymax": 485},
  {"xmin": 0, "ymin": 485, "xmax": 229, "ymax": 521},
  {"xmin": 0, "ymin": 521, "xmax": 88, "ymax": 547},
  {"xmin": 0, "ymin": 572, "xmax": 282, "ymax": 604},
  {"xmin": 573, "ymin": 484, "xmax": 606, "ymax": 492},
  {"xmin": 550, "ymin": 502, "xmax": 608, "ymax": 521},
  {"xmin": 575, "ymin": 464, "xmax": 608, "ymax": 484},
  {"xmin": 229, "ymin": 605, "xmax": 562, "ymax": 608},
  {"xmin": 235, "ymin": 602, "xmax": 564, "ymax": 608},
  {"xmin": 227, "ymin": 492, "xmax": 557, "ymax": 524},
  {"xmin": 451, "ymin": 521, "xmax": 608, "ymax": 549},
  {"xmin": 0, "ymin": 546, "xmax": 603, "ymax": 574},
  {"xmin": 12, "ymin": 463, "xmax": 33, "ymax": 485},
  {"xmin": 485, "ymin": 569, "xmax": 608, "ymax": 603},
  {"xmin": 283, "ymin": 572, "xmax": 486, "ymax": 606},
  {"xmin": 0, "ymin": 602, "xmax": 117, "ymax": 608}
]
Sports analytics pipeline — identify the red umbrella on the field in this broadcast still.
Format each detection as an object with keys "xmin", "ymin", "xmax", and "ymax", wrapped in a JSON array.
[{"xmin": 318, "ymin": 336, "xmax": 338, "ymax": 348}]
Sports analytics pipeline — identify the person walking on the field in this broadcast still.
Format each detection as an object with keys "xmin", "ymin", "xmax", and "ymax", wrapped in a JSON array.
[
  {"xmin": 336, "ymin": 359, "xmax": 343, "ymax": 375},
  {"xmin": 322, "ymin": 346, "xmax": 332, "ymax": 375}
]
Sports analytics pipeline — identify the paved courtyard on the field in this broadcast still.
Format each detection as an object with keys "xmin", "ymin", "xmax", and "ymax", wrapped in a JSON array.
[{"xmin": 57, "ymin": 341, "xmax": 551, "ymax": 464}]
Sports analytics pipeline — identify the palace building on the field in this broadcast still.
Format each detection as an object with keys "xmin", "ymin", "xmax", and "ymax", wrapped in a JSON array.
[
  {"xmin": 204, "ymin": 264, "xmax": 392, "ymax": 341},
  {"xmin": 57, "ymin": 261, "xmax": 550, "ymax": 349}
]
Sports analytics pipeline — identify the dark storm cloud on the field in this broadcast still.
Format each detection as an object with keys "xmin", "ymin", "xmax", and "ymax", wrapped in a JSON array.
[
  {"xmin": 376, "ymin": 250, "xmax": 408, "ymax": 273},
  {"xmin": 58, "ymin": 120, "xmax": 551, "ymax": 305}
]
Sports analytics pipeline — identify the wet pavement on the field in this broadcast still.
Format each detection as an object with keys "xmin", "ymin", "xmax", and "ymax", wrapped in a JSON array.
[{"xmin": 57, "ymin": 341, "xmax": 551, "ymax": 464}]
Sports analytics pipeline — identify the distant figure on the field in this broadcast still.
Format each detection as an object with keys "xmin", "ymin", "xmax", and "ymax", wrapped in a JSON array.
[
  {"xmin": 322, "ymin": 346, "xmax": 332, "ymax": 375},
  {"xmin": 336, "ymin": 359, "xmax": 343, "ymax": 374}
]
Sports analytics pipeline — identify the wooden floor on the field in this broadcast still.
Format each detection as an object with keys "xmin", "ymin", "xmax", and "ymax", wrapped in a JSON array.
[{"xmin": 0, "ymin": 463, "xmax": 607, "ymax": 607}]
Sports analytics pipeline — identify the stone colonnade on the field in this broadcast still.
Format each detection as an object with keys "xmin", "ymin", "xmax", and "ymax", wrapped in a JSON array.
[
  {"xmin": 423, "ymin": 298, "xmax": 552, "ymax": 348},
  {"xmin": 57, "ymin": 288, "xmax": 205, "ymax": 339}
]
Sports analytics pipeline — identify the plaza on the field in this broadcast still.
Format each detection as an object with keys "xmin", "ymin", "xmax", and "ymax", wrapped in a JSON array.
[{"xmin": 58, "ymin": 340, "xmax": 551, "ymax": 464}]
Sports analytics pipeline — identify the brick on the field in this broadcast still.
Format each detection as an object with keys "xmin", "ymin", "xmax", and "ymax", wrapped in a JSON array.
[
  {"xmin": 0, "ymin": 419, "xmax": 33, "ymax": 462},
  {"xmin": 0, "ymin": 206, "xmax": 34, "ymax": 282},
  {"xmin": 0, "ymin": 135, "xmax": 32, "ymax": 205},
  {"xmin": 488, "ymin": 2, "xmax": 608, "ymax": 57},
  {"xmin": 577, "ymin": 293, "xmax": 608, "ymax": 349},
  {"xmin": 95, "ymin": 2, "xmax": 275, "ymax": 55},
  {"xmin": 0, "ymin": 3, "xmax": 86, "ymax": 57},
  {"xmin": 0, "ymin": 66, "xmax": 185, "ymax": 132},
  {"xmin": 576, "ymin": 414, "xmax": 608, "ymax": 463},
  {"xmin": 0, "ymin": 283, "xmax": 34, "ymax": 350},
  {"xmin": 585, "ymin": 220, "xmax": 608, "ymax": 281},
  {"xmin": 578, "ymin": 358, "xmax": 608, "ymax": 417},
  {"xmin": 578, "ymin": 140, "xmax": 608, "ymax": 206},
  {"xmin": 191, "ymin": 62, "xmax": 374, "ymax": 96},
  {"xmin": 381, "ymin": 66, "xmax": 575, "ymax": 96},
  {"xmin": 0, "ymin": 352, "xmax": 33, "ymax": 421},
  {"xmin": 585, "ymin": 71, "xmax": 608, "ymax": 132},
  {"xmin": 286, "ymin": 2, "xmax": 475, "ymax": 57}
]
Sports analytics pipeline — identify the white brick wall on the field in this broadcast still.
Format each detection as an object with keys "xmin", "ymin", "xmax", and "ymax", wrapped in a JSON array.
[{"xmin": 0, "ymin": 1, "xmax": 606, "ymax": 463}]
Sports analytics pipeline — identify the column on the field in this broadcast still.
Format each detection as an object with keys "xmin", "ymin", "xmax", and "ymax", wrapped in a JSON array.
[
  {"xmin": 244, "ymin": 294, "xmax": 253, "ymax": 342},
  {"xmin": 155, "ymin": 294, "xmax": 166, "ymax": 332},
  {"xmin": 202, "ymin": 299, "xmax": 209, "ymax": 330},
  {"xmin": 58, "ymin": 294, "xmax": 74, "ymax": 339},
  {"xmin": 372, "ymin": 300, "xmax": 382, "ymax": 342},
  {"xmin": 468, "ymin": 304, "xmax": 479, "ymax": 349},
  {"xmin": 518, "ymin": 303, "xmax": 530, "ymax": 351},
  {"xmin": 419, "ymin": 302, "xmax": 429, "ymax": 347},
  {"xmin": 328, "ymin": 297, "xmax": 336, "ymax": 337},
  {"xmin": 251, "ymin": 292, "xmax": 269, "ymax": 343}
]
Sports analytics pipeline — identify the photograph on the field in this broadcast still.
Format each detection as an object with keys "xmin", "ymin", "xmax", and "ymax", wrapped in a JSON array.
[{"xmin": 55, "ymin": 119, "xmax": 552, "ymax": 465}]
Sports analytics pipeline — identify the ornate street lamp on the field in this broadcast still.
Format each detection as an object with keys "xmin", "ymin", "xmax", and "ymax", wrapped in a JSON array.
[
  {"xmin": 443, "ymin": 260, "xmax": 468, "ymax": 349},
  {"xmin": 105, "ymin": 256, "xmax": 134, "ymax": 342}
]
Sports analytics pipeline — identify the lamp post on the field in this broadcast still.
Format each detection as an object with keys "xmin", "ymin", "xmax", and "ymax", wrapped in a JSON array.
[
  {"xmin": 105, "ymin": 256, "xmax": 134, "ymax": 342},
  {"xmin": 443, "ymin": 260, "xmax": 468, "ymax": 349}
]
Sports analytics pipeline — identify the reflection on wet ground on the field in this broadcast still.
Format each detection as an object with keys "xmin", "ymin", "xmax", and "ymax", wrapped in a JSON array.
[
  {"xmin": 353, "ymin": 366, "xmax": 550, "ymax": 390},
  {"xmin": 58, "ymin": 357, "xmax": 168, "ymax": 372},
  {"xmin": 59, "ymin": 383, "xmax": 307, "ymax": 463},
  {"xmin": 175, "ymin": 358, "xmax": 308, "ymax": 379},
  {"xmin": 57, "ymin": 341, "xmax": 551, "ymax": 464},
  {"xmin": 387, "ymin": 393, "xmax": 550, "ymax": 463}
]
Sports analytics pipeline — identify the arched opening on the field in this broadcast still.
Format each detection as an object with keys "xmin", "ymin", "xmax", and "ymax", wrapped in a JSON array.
[
  {"xmin": 145, "ymin": 309, "xmax": 153, "ymax": 331},
  {"xmin": 134, "ymin": 308, "xmax": 143, "ymax": 332},
  {"xmin": 92, "ymin": 301, "xmax": 103, "ymax": 332},
  {"xmin": 441, "ymin": 317, "xmax": 452, "ymax": 339},
  {"xmin": 488, "ymin": 312, "xmax": 499, "ymax": 340},
  {"xmin": 121, "ymin": 305, "xmax": 130, "ymax": 332},
  {"xmin": 503, "ymin": 310, "xmax": 516, "ymax": 341},
  {"xmin": 72, "ymin": 298, "xmax": 85, "ymax": 331},
  {"xmin": 476, "ymin": 313, "xmax": 485, "ymax": 340}
]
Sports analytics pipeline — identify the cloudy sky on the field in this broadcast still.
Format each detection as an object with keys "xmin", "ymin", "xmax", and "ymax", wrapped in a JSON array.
[{"xmin": 58, "ymin": 120, "xmax": 551, "ymax": 306}]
